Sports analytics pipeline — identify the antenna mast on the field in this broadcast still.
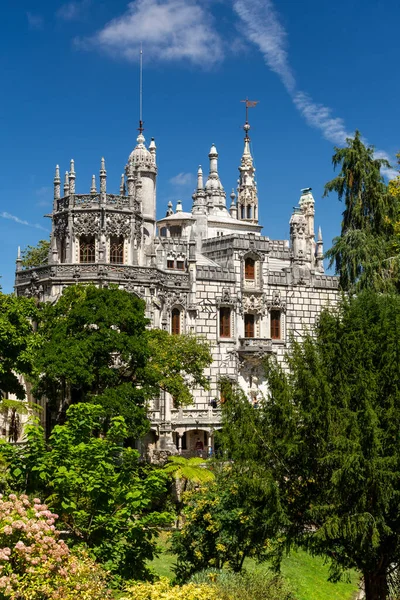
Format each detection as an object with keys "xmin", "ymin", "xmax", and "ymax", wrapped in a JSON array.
[{"xmin": 138, "ymin": 44, "xmax": 144, "ymax": 134}]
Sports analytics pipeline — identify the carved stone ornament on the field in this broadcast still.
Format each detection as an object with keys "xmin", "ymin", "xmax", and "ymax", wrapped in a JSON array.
[
  {"xmin": 241, "ymin": 293, "xmax": 267, "ymax": 315},
  {"xmin": 105, "ymin": 213, "xmax": 132, "ymax": 237},
  {"xmin": 54, "ymin": 214, "xmax": 68, "ymax": 238},
  {"xmin": 159, "ymin": 290, "xmax": 188, "ymax": 309},
  {"xmin": 216, "ymin": 287, "xmax": 237, "ymax": 307},
  {"xmin": 267, "ymin": 291, "xmax": 286, "ymax": 313},
  {"xmin": 73, "ymin": 212, "xmax": 100, "ymax": 236}
]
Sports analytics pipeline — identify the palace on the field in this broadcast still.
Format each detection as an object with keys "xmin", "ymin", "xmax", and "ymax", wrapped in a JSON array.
[{"xmin": 14, "ymin": 116, "xmax": 338, "ymax": 458}]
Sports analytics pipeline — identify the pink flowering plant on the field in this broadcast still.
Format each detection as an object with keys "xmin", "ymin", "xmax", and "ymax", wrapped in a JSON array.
[{"xmin": 0, "ymin": 493, "xmax": 110, "ymax": 598}]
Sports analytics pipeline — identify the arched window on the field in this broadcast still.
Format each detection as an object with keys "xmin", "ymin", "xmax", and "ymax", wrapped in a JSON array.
[
  {"xmin": 247, "ymin": 205, "xmax": 252, "ymax": 219},
  {"xmin": 80, "ymin": 235, "xmax": 95, "ymax": 263},
  {"xmin": 171, "ymin": 308, "xmax": 181, "ymax": 335},
  {"xmin": 270, "ymin": 310, "xmax": 281, "ymax": 340},
  {"xmin": 170, "ymin": 226, "xmax": 182, "ymax": 238},
  {"xmin": 110, "ymin": 235, "xmax": 124, "ymax": 264},
  {"xmin": 244, "ymin": 313, "xmax": 255, "ymax": 338},
  {"xmin": 244, "ymin": 257, "xmax": 255, "ymax": 280},
  {"xmin": 241, "ymin": 205, "xmax": 245, "ymax": 219}
]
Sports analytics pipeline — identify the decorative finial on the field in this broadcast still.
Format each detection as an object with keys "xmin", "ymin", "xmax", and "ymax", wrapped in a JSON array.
[
  {"xmin": 69, "ymin": 159, "xmax": 76, "ymax": 194},
  {"xmin": 54, "ymin": 165, "xmax": 60, "ymax": 181},
  {"xmin": 230, "ymin": 189, "xmax": 236, "ymax": 204},
  {"xmin": 100, "ymin": 158, "xmax": 107, "ymax": 194},
  {"xmin": 240, "ymin": 98, "xmax": 259, "ymax": 139},
  {"xmin": 54, "ymin": 165, "xmax": 61, "ymax": 200},
  {"xmin": 120, "ymin": 173, "xmax": 125, "ymax": 195},
  {"xmin": 176, "ymin": 200, "xmax": 183, "ymax": 213},
  {"xmin": 138, "ymin": 44, "xmax": 144, "ymax": 134},
  {"xmin": 91, "ymin": 174, "xmax": 97, "ymax": 194},
  {"xmin": 318, "ymin": 226, "xmax": 323, "ymax": 242},
  {"xmin": 197, "ymin": 165, "xmax": 204, "ymax": 190}
]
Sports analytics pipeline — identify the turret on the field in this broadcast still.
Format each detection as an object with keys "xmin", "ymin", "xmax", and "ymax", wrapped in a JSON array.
[
  {"xmin": 205, "ymin": 144, "xmax": 226, "ymax": 211},
  {"xmin": 192, "ymin": 166, "xmax": 207, "ymax": 215},
  {"xmin": 126, "ymin": 133, "xmax": 157, "ymax": 238},
  {"xmin": 69, "ymin": 159, "xmax": 76, "ymax": 194}
]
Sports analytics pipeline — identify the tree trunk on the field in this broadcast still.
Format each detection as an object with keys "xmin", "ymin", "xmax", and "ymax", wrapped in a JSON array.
[{"xmin": 364, "ymin": 570, "xmax": 388, "ymax": 600}]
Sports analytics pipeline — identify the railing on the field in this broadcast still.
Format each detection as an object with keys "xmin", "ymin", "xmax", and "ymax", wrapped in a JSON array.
[{"xmin": 238, "ymin": 337, "xmax": 273, "ymax": 353}]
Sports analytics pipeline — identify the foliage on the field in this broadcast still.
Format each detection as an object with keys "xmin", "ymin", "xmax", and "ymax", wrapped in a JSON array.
[
  {"xmin": 388, "ymin": 153, "xmax": 400, "ymax": 202},
  {"xmin": 21, "ymin": 240, "xmax": 50, "ymax": 269},
  {"xmin": 0, "ymin": 493, "xmax": 110, "ymax": 600},
  {"xmin": 222, "ymin": 290, "xmax": 400, "ymax": 600},
  {"xmin": 146, "ymin": 330, "xmax": 211, "ymax": 406},
  {"xmin": 120, "ymin": 577, "xmax": 220, "ymax": 600},
  {"xmin": 191, "ymin": 569, "xmax": 295, "ymax": 600},
  {"xmin": 0, "ymin": 292, "xmax": 39, "ymax": 401},
  {"xmin": 1, "ymin": 404, "xmax": 172, "ymax": 583},
  {"xmin": 171, "ymin": 464, "xmax": 282, "ymax": 582},
  {"xmin": 33, "ymin": 285, "xmax": 212, "ymax": 432},
  {"xmin": 324, "ymin": 131, "xmax": 397, "ymax": 292}
]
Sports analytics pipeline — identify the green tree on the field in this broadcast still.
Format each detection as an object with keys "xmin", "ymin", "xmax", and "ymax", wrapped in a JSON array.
[
  {"xmin": 324, "ymin": 131, "xmax": 396, "ymax": 291},
  {"xmin": 1, "ymin": 404, "xmax": 171, "ymax": 583},
  {"xmin": 21, "ymin": 239, "xmax": 50, "ymax": 268},
  {"xmin": 172, "ymin": 464, "xmax": 281, "ymax": 582},
  {"xmin": 34, "ymin": 285, "xmax": 212, "ymax": 435},
  {"xmin": 223, "ymin": 291, "xmax": 400, "ymax": 600},
  {"xmin": 0, "ymin": 292, "xmax": 38, "ymax": 399}
]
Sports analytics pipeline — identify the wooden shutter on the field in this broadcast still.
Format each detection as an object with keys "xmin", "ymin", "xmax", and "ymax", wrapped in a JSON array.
[
  {"xmin": 219, "ymin": 307, "xmax": 231, "ymax": 338},
  {"xmin": 171, "ymin": 309, "xmax": 180, "ymax": 335},
  {"xmin": 245, "ymin": 258, "xmax": 255, "ymax": 280},
  {"xmin": 270, "ymin": 310, "xmax": 281, "ymax": 340},
  {"xmin": 244, "ymin": 314, "xmax": 255, "ymax": 338}
]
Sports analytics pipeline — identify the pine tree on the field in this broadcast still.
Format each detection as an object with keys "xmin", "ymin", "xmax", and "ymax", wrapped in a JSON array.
[{"xmin": 223, "ymin": 291, "xmax": 400, "ymax": 600}]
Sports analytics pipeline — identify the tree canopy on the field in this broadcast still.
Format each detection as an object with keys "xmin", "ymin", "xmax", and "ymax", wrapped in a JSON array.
[
  {"xmin": 222, "ymin": 290, "xmax": 400, "ymax": 600},
  {"xmin": 33, "ymin": 284, "xmax": 212, "ymax": 435},
  {"xmin": 21, "ymin": 239, "xmax": 50, "ymax": 268},
  {"xmin": 324, "ymin": 131, "xmax": 399, "ymax": 292}
]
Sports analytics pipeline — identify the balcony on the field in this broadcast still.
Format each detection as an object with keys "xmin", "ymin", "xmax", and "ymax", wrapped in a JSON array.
[{"xmin": 238, "ymin": 337, "xmax": 273, "ymax": 356}]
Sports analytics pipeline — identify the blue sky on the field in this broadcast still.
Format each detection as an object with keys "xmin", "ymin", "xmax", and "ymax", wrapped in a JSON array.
[{"xmin": 1, "ymin": 0, "xmax": 399, "ymax": 292}]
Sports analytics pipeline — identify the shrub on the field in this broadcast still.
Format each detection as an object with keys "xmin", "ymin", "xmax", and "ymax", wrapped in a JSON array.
[
  {"xmin": 120, "ymin": 577, "xmax": 220, "ymax": 600},
  {"xmin": 0, "ymin": 493, "xmax": 111, "ymax": 599},
  {"xmin": 190, "ymin": 569, "xmax": 295, "ymax": 600}
]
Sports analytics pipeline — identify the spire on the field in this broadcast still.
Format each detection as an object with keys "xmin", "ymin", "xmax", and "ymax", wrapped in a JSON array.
[
  {"xmin": 90, "ymin": 174, "xmax": 97, "ymax": 194},
  {"xmin": 63, "ymin": 171, "xmax": 70, "ymax": 197},
  {"xmin": 205, "ymin": 144, "xmax": 226, "ymax": 210},
  {"xmin": 237, "ymin": 106, "xmax": 258, "ymax": 223},
  {"xmin": 100, "ymin": 157, "xmax": 107, "ymax": 194},
  {"xmin": 197, "ymin": 165, "xmax": 204, "ymax": 190},
  {"xmin": 54, "ymin": 164, "xmax": 61, "ymax": 201},
  {"xmin": 69, "ymin": 159, "xmax": 76, "ymax": 194},
  {"xmin": 120, "ymin": 173, "xmax": 126, "ymax": 195},
  {"xmin": 316, "ymin": 226, "xmax": 324, "ymax": 272}
]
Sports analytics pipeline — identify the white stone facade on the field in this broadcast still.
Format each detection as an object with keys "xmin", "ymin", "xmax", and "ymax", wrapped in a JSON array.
[{"xmin": 15, "ymin": 121, "xmax": 338, "ymax": 458}]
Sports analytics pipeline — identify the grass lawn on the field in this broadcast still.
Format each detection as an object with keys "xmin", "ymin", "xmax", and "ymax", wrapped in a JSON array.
[{"xmin": 148, "ymin": 533, "xmax": 360, "ymax": 600}]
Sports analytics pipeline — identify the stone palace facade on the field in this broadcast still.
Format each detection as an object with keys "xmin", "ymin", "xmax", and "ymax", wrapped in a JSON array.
[{"xmin": 14, "ymin": 119, "xmax": 338, "ymax": 458}]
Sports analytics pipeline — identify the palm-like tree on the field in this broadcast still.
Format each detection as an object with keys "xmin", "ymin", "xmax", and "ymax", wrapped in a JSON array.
[{"xmin": 164, "ymin": 456, "xmax": 215, "ymax": 525}]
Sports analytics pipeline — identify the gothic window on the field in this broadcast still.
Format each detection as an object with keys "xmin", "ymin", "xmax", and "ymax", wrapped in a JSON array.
[
  {"xmin": 170, "ymin": 226, "xmax": 182, "ymax": 238},
  {"xmin": 110, "ymin": 235, "xmax": 124, "ymax": 264},
  {"xmin": 241, "ymin": 205, "xmax": 245, "ymax": 219},
  {"xmin": 244, "ymin": 313, "xmax": 255, "ymax": 338},
  {"xmin": 219, "ymin": 307, "xmax": 231, "ymax": 338},
  {"xmin": 270, "ymin": 310, "xmax": 281, "ymax": 340},
  {"xmin": 171, "ymin": 308, "xmax": 181, "ymax": 335},
  {"xmin": 176, "ymin": 260, "xmax": 184, "ymax": 270},
  {"xmin": 244, "ymin": 257, "xmax": 255, "ymax": 280},
  {"xmin": 167, "ymin": 259, "xmax": 174, "ymax": 269},
  {"xmin": 79, "ymin": 235, "xmax": 95, "ymax": 263},
  {"xmin": 247, "ymin": 205, "xmax": 252, "ymax": 219}
]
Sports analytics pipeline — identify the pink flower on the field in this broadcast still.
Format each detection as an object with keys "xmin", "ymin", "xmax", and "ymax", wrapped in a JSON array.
[{"xmin": 3, "ymin": 526, "xmax": 12, "ymax": 535}]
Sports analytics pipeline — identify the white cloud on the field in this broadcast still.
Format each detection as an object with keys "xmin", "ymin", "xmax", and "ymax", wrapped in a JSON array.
[
  {"xmin": 78, "ymin": 0, "xmax": 224, "ymax": 66},
  {"xmin": 169, "ymin": 172, "xmax": 194, "ymax": 186},
  {"xmin": 57, "ymin": 0, "xmax": 90, "ymax": 21},
  {"xmin": 26, "ymin": 12, "xmax": 44, "ymax": 30},
  {"xmin": 233, "ymin": 0, "xmax": 397, "ymax": 179},
  {"xmin": 35, "ymin": 186, "xmax": 52, "ymax": 207},
  {"xmin": 0, "ymin": 212, "xmax": 49, "ymax": 232}
]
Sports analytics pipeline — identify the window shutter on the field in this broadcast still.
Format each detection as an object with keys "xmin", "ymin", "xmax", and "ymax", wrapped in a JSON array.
[
  {"xmin": 244, "ymin": 314, "xmax": 255, "ymax": 338},
  {"xmin": 270, "ymin": 310, "xmax": 281, "ymax": 340},
  {"xmin": 219, "ymin": 307, "xmax": 231, "ymax": 338},
  {"xmin": 172, "ymin": 309, "xmax": 180, "ymax": 335}
]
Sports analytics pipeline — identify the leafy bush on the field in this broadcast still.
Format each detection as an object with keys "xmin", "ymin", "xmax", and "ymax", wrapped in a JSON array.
[
  {"xmin": 120, "ymin": 577, "xmax": 219, "ymax": 600},
  {"xmin": 0, "ymin": 493, "xmax": 111, "ymax": 599}
]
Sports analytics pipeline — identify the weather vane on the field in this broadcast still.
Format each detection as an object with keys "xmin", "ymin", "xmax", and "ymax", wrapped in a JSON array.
[{"xmin": 240, "ymin": 98, "xmax": 259, "ymax": 137}]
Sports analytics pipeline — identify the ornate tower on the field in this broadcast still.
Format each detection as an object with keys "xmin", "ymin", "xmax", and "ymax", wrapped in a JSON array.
[
  {"xmin": 205, "ymin": 144, "xmax": 227, "ymax": 213},
  {"xmin": 237, "ymin": 118, "xmax": 258, "ymax": 223}
]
